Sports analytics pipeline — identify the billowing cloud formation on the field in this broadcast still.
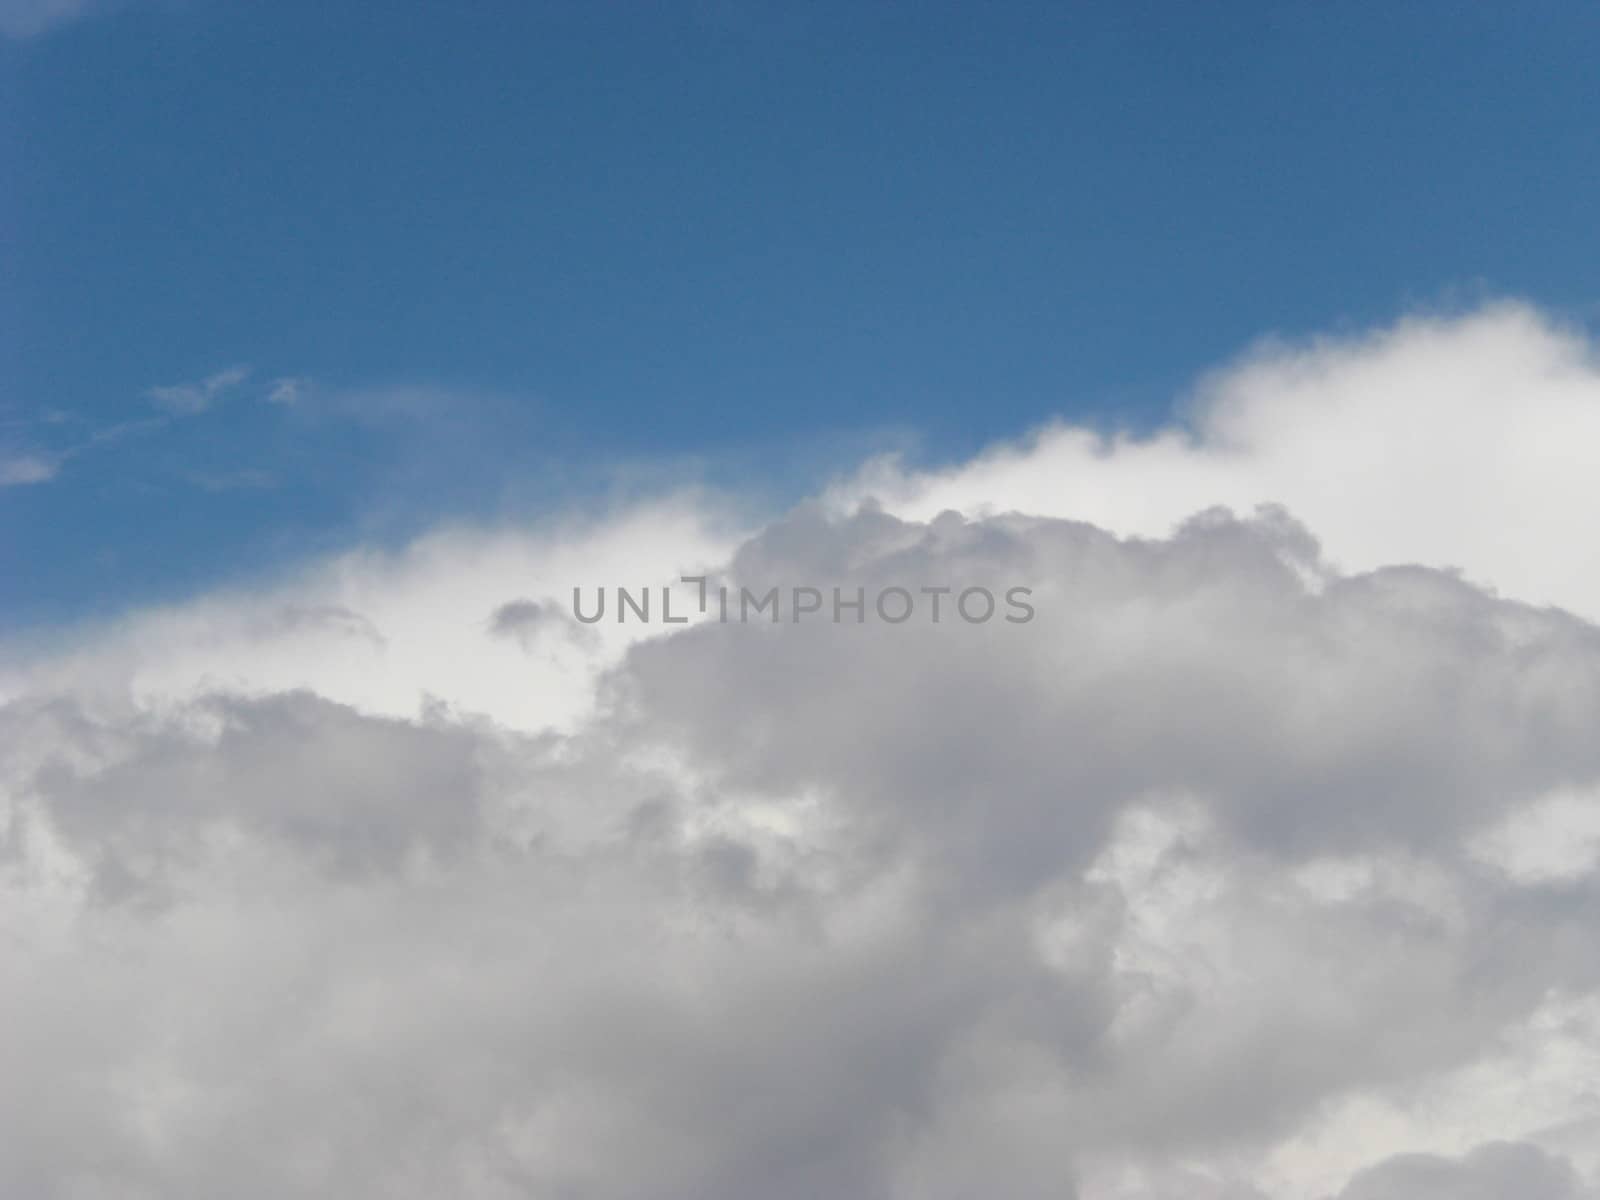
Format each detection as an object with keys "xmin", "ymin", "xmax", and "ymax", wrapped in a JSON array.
[
  {"xmin": 837, "ymin": 302, "xmax": 1600, "ymax": 619},
  {"xmin": 4, "ymin": 304, "xmax": 1600, "ymax": 1197}
]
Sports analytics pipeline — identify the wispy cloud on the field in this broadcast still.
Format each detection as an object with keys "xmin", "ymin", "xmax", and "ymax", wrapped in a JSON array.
[
  {"xmin": 0, "ymin": 411, "xmax": 176, "ymax": 488},
  {"xmin": 0, "ymin": 453, "xmax": 58, "ymax": 486},
  {"xmin": 0, "ymin": 0, "xmax": 99, "ymax": 40},
  {"xmin": 1, "ymin": 364, "xmax": 283, "ymax": 490},
  {"xmin": 265, "ymin": 377, "xmax": 309, "ymax": 407},
  {"xmin": 145, "ymin": 365, "xmax": 251, "ymax": 415}
]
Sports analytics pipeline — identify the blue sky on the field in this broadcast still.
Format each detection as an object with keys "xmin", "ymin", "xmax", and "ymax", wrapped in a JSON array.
[{"xmin": 4, "ymin": 0, "xmax": 1599, "ymax": 625}]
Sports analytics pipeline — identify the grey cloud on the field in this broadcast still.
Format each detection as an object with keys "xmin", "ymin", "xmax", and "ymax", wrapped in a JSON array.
[
  {"xmin": 256, "ymin": 603, "xmax": 386, "ymax": 647},
  {"xmin": 621, "ymin": 503, "xmax": 1600, "ymax": 873},
  {"xmin": 488, "ymin": 597, "xmax": 598, "ymax": 651},
  {"xmin": 10, "ymin": 693, "xmax": 487, "ymax": 902},
  {"xmin": 1333, "ymin": 1142, "xmax": 1593, "ymax": 1200},
  {"xmin": 0, "ymin": 452, "xmax": 59, "ymax": 486},
  {"xmin": 488, "ymin": 598, "xmax": 556, "ymax": 640},
  {"xmin": 5, "ymin": 507, "xmax": 1600, "ymax": 1196}
]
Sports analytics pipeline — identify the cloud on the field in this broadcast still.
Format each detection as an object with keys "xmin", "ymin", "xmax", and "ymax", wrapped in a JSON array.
[
  {"xmin": 265, "ymin": 377, "xmax": 309, "ymax": 407},
  {"xmin": 1332, "ymin": 1142, "xmax": 1593, "ymax": 1200},
  {"xmin": 0, "ymin": 0, "xmax": 95, "ymax": 39},
  {"xmin": 488, "ymin": 597, "xmax": 555, "ymax": 638},
  {"xmin": 0, "ymin": 366, "xmax": 297, "ymax": 493},
  {"xmin": 484, "ymin": 597, "xmax": 604, "ymax": 657},
  {"xmin": 0, "ymin": 452, "xmax": 58, "ymax": 485},
  {"xmin": 1, "ymin": 496, "xmax": 741, "ymax": 731},
  {"xmin": 145, "ymin": 365, "xmax": 251, "ymax": 415},
  {"xmin": 5, "ymin": 303, "xmax": 1600, "ymax": 1196},
  {"xmin": 834, "ymin": 302, "xmax": 1600, "ymax": 620}
]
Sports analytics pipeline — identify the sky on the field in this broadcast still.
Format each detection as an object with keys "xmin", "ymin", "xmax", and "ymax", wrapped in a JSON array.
[
  {"xmin": 7, "ymin": 5, "xmax": 1600, "ymax": 1200},
  {"xmin": 5, "ymin": 0, "xmax": 1600, "ymax": 622}
]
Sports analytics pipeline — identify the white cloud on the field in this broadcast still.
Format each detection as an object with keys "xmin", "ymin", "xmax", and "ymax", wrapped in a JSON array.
[
  {"xmin": 146, "ymin": 365, "xmax": 251, "ymax": 415},
  {"xmin": 1, "ymin": 493, "xmax": 743, "ymax": 733},
  {"xmin": 6, "ymin": 303, "xmax": 1600, "ymax": 1197},
  {"xmin": 266, "ymin": 377, "xmax": 308, "ymax": 406},
  {"xmin": 833, "ymin": 302, "xmax": 1600, "ymax": 619},
  {"xmin": 0, "ymin": 452, "xmax": 58, "ymax": 485}
]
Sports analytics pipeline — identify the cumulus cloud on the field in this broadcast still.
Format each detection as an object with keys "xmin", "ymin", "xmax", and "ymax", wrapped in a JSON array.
[
  {"xmin": 835, "ymin": 302, "xmax": 1600, "ymax": 619},
  {"xmin": 0, "ymin": 495, "xmax": 741, "ymax": 731},
  {"xmin": 5, "ymin": 303, "xmax": 1600, "ymax": 1197}
]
